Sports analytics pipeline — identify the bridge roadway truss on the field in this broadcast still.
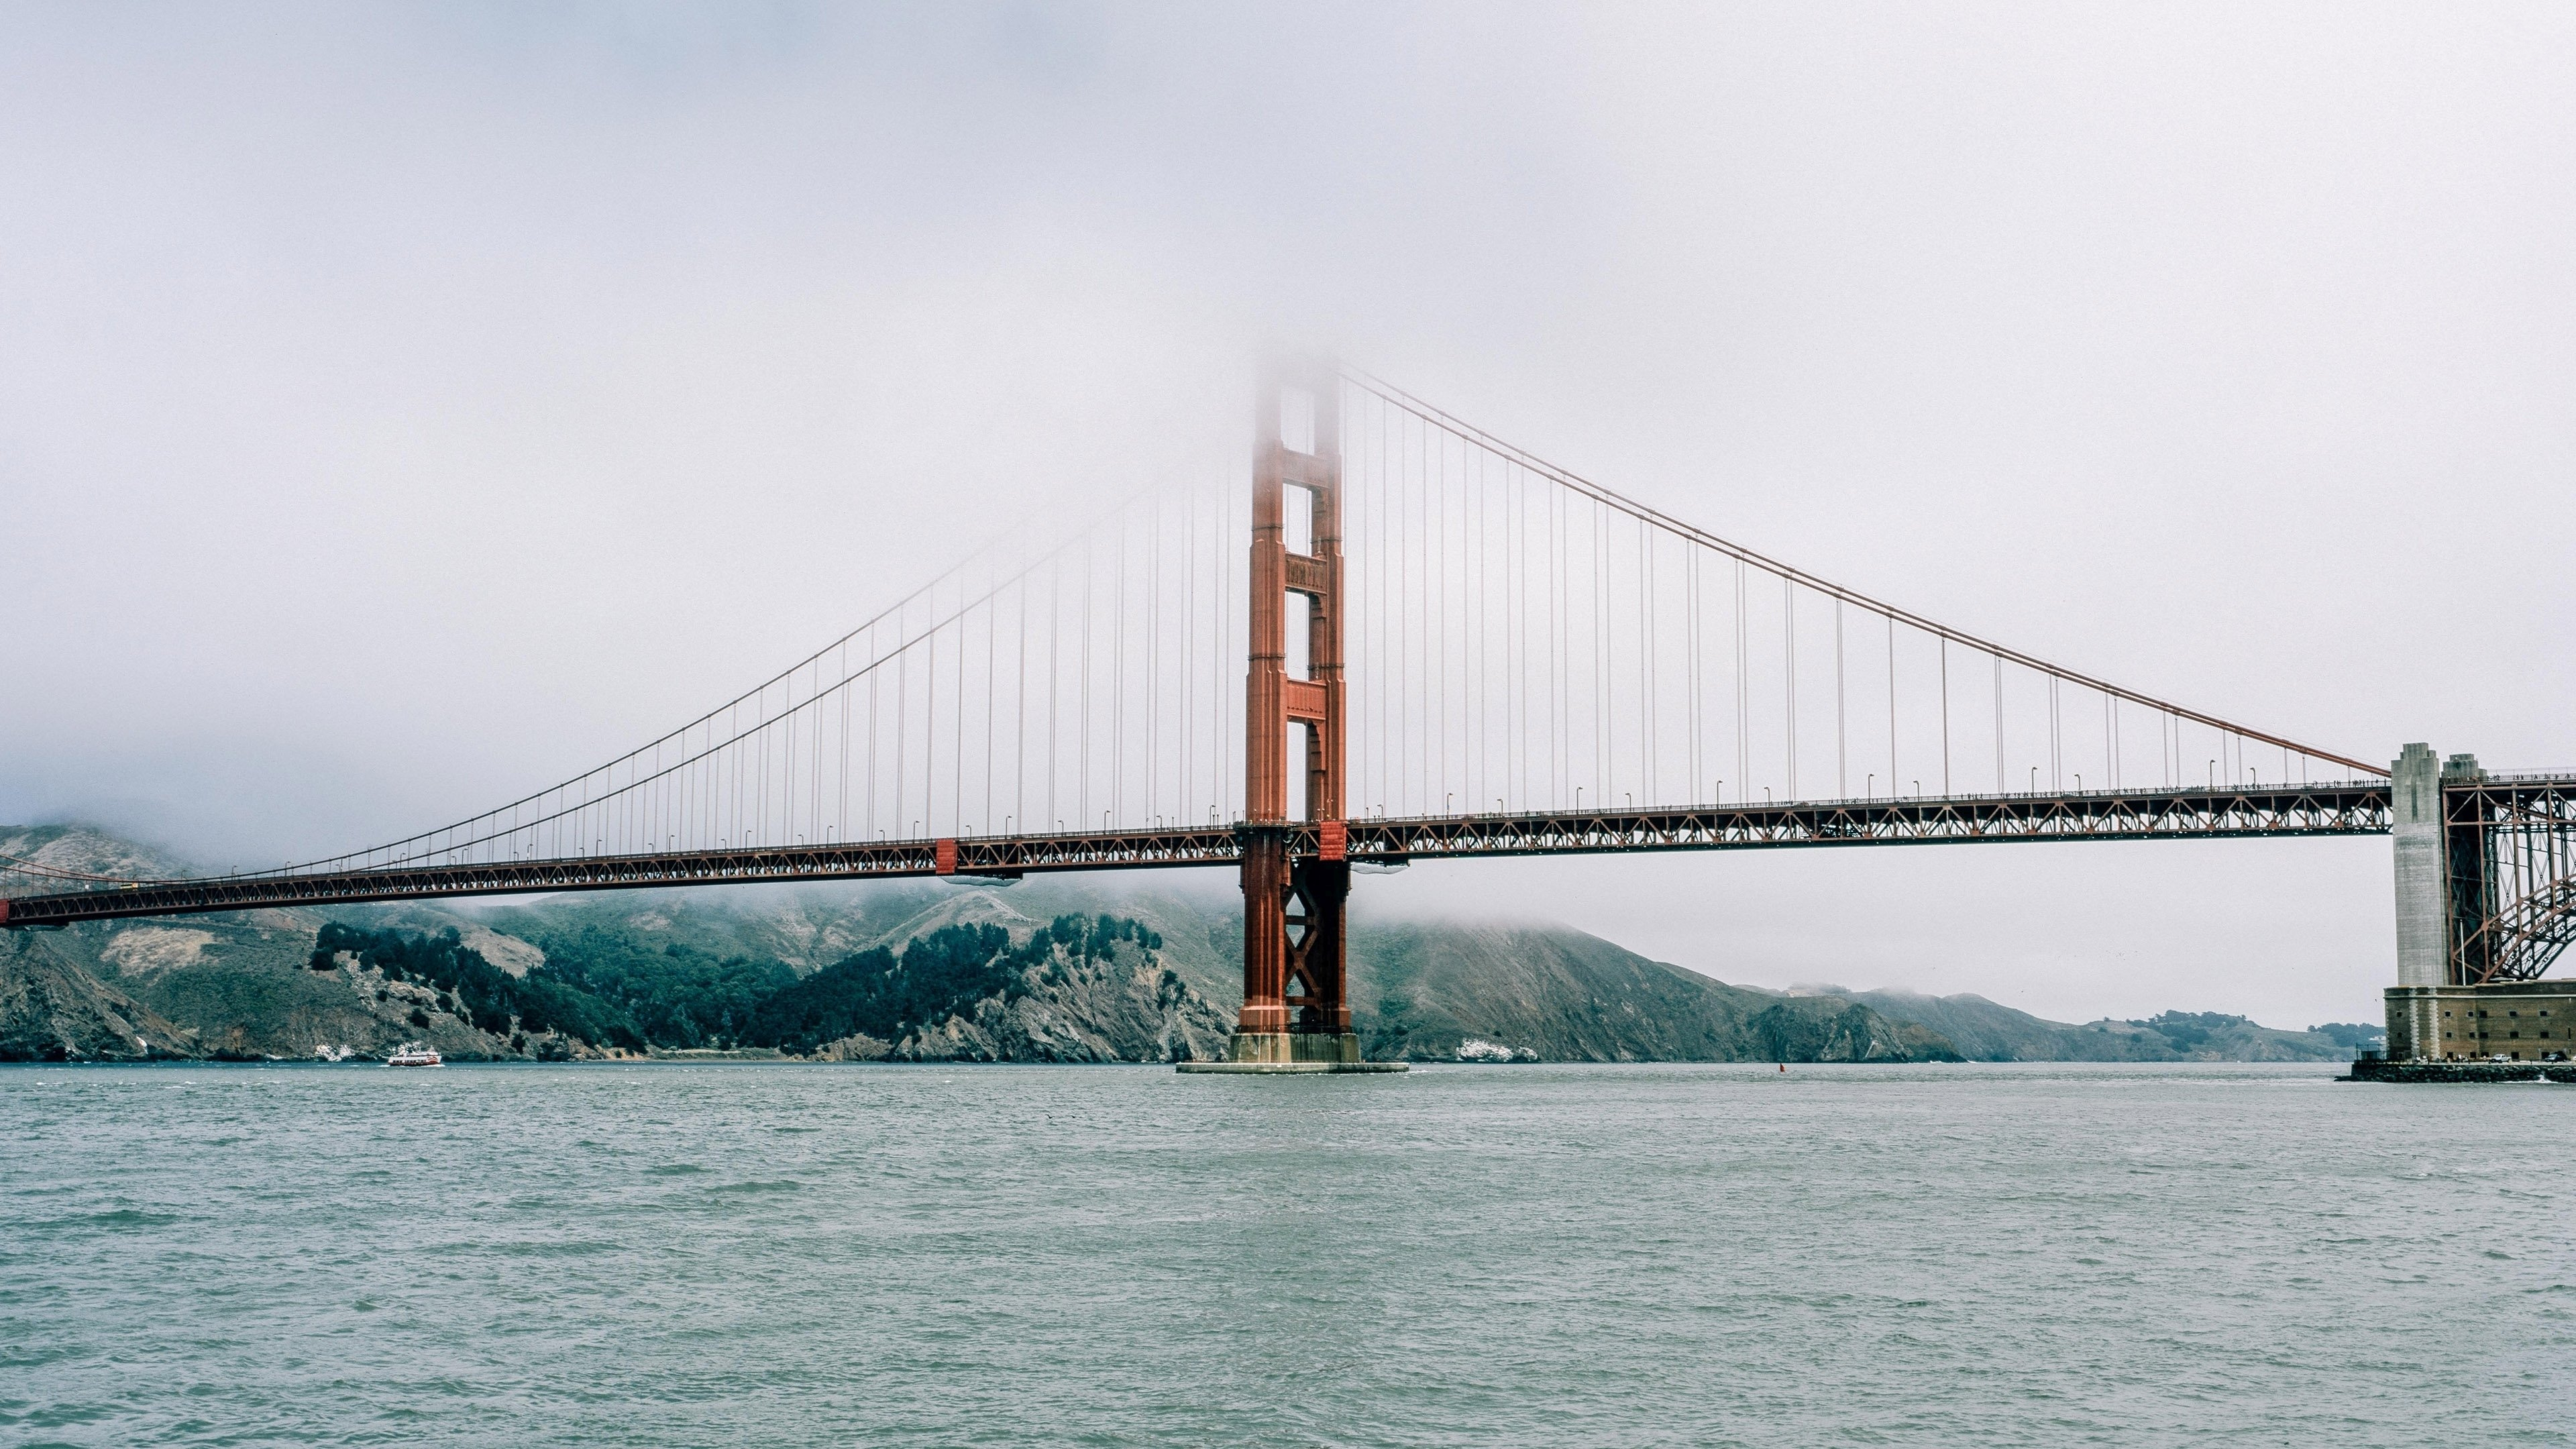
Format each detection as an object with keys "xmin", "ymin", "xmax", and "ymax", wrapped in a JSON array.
[
  {"xmin": 0, "ymin": 780, "xmax": 2400, "ymax": 928},
  {"xmin": 2445, "ymin": 773, "xmax": 2576, "ymax": 984}
]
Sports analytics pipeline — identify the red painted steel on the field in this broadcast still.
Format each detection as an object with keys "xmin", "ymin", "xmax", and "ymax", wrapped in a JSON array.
[
  {"xmin": 1238, "ymin": 358, "xmax": 1351, "ymax": 1043},
  {"xmin": 934, "ymin": 838, "xmax": 958, "ymax": 875},
  {"xmin": 1283, "ymin": 678, "xmax": 1329, "ymax": 722}
]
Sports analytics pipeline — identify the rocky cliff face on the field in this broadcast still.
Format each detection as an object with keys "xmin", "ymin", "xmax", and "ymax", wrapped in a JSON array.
[
  {"xmin": 0, "ymin": 930, "xmax": 197, "ymax": 1061},
  {"xmin": 826, "ymin": 938, "xmax": 1232, "ymax": 1063},
  {"xmin": 0, "ymin": 826, "xmax": 582, "ymax": 1061}
]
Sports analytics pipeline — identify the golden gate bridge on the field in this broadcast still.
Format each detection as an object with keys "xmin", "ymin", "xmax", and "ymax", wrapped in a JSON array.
[{"xmin": 5, "ymin": 362, "xmax": 2569, "ymax": 1067}]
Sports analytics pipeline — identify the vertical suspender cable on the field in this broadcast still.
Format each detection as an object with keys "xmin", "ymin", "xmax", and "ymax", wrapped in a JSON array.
[
  {"xmin": 1784, "ymin": 577, "xmax": 1797, "ymax": 801},
  {"xmin": 1886, "ymin": 612, "xmax": 1896, "ymax": 799},
  {"xmin": 839, "ymin": 642, "xmax": 851, "ymax": 838},
  {"xmin": 1734, "ymin": 558, "xmax": 1747, "ymax": 802},
  {"xmin": 1016, "ymin": 569, "xmax": 1028, "ymax": 831},
  {"xmin": 1595, "ymin": 497, "xmax": 1608, "ymax": 806},
  {"xmin": 1113, "ymin": 530, "xmax": 1126, "ymax": 826},
  {"xmin": 1438, "ymin": 427, "xmax": 1449, "ymax": 811},
  {"xmin": 1181, "ymin": 487, "xmax": 1194, "ymax": 827},
  {"xmin": 1552, "ymin": 471, "xmax": 1564, "ymax": 808},
  {"xmin": 894, "ymin": 613, "xmax": 908, "ymax": 836},
  {"xmin": 1513, "ymin": 458, "xmax": 1525, "ymax": 808},
  {"xmin": 1835, "ymin": 598, "xmax": 1845, "ymax": 799},
  {"xmin": 1475, "ymin": 447, "xmax": 1487, "ymax": 808},
  {"xmin": 983, "ymin": 564, "xmax": 997, "ymax": 833},
  {"xmin": 1642, "ymin": 517, "xmax": 1655, "ymax": 804},
  {"xmin": 1079, "ymin": 536, "xmax": 1092, "ymax": 826},
  {"xmin": 1046, "ymin": 556, "xmax": 1059, "ymax": 828},
  {"xmin": 1147, "ymin": 501, "xmax": 1159, "ymax": 824},
  {"xmin": 1688, "ymin": 546, "xmax": 1701, "ymax": 802},
  {"xmin": 1381, "ymin": 392, "xmax": 1401, "ymax": 814}
]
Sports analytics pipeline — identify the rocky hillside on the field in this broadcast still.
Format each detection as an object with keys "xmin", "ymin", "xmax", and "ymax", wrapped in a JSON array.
[
  {"xmin": 0, "ymin": 929, "xmax": 197, "ymax": 1060},
  {"xmin": 366, "ymin": 875, "xmax": 1959, "ymax": 1064},
  {"xmin": 1, "ymin": 824, "xmax": 516, "ymax": 1063},
  {"xmin": 1346, "ymin": 917, "xmax": 1953, "ymax": 1063},
  {"xmin": 0, "ymin": 826, "xmax": 1234, "ymax": 1063},
  {"xmin": 7, "ymin": 822, "xmax": 2368, "ymax": 1065}
]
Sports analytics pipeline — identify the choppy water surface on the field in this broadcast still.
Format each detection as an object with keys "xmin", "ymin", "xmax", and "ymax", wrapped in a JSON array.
[{"xmin": 2, "ymin": 1062, "xmax": 2569, "ymax": 1447}]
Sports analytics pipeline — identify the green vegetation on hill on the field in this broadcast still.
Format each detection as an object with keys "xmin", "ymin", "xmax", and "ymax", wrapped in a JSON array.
[
  {"xmin": 522, "ymin": 926, "xmax": 792, "ymax": 1049},
  {"xmin": 1835, "ymin": 988, "xmax": 2362, "ymax": 1062},
  {"xmin": 2129, "ymin": 1011, "xmax": 2241, "ymax": 1053},
  {"xmin": 315, "ymin": 923, "xmax": 641, "ymax": 1049},
  {"xmin": 302, "ymin": 912, "xmax": 1183, "ymax": 1058},
  {"xmin": 751, "ymin": 915, "xmax": 1160, "ymax": 1054},
  {"xmin": 1341, "ymin": 918, "xmax": 1958, "ymax": 1063}
]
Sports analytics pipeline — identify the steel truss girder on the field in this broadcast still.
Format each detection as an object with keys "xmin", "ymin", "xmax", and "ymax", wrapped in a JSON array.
[
  {"xmin": 2443, "ymin": 778, "xmax": 2576, "ymax": 983},
  {"xmin": 1, "ymin": 784, "xmax": 2403, "ymax": 928},
  {"xmin": 0, "ymin": 828, "xmax": 1246, "ymax": 928},
  {"xmin": 1339, "ymin": 784, "xmax": 2394, "ymax": 859}
]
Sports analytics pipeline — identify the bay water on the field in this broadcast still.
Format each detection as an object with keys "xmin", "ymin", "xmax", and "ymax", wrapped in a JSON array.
[{"xmin": 3, "ymin": 1062, "xmax": 2569, "ymax": 1446}]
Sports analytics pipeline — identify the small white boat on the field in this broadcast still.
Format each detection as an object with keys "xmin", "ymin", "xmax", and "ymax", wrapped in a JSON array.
[{"xmin": 387, "ymin": 1042, "xmax": 443, "ymax": 1067}]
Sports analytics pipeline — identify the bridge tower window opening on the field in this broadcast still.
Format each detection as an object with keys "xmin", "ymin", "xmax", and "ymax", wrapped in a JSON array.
[
  {"xmin": 1283, "ymin": 480, "xmax": 1315, "ymax": 556},
  {"xmin": 1285, "ymin": 590, "xmax": 1313, "ymax": 680}
]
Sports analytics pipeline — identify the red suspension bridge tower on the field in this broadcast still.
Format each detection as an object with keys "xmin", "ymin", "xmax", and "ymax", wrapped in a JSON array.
[{"xmin": 1194, "ymin": 358, "xmax": 1397, "ymax": 1072}]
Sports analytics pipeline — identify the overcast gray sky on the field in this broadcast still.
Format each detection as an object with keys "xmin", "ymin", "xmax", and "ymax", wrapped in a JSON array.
[{"xmin": 5, "ymin": 3, "xmax": 2571, "ymax": 1028}]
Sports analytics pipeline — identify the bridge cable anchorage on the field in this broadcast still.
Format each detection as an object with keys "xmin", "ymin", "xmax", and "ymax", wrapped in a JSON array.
[{"xmin": 11, "ymin": 362, "xmax": 2432, "ymax": 932}]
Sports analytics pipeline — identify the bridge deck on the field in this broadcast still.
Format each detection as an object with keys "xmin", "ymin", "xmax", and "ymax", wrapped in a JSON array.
[{"xmin": 1, "ymin": 782, "xmax": 2400, "ymax": 927}]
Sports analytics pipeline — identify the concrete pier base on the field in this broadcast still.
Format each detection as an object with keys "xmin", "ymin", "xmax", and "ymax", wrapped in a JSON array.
[{"xmin": 1175, "ymin": 1031, "xmax": 1408, "ymax": 1073}]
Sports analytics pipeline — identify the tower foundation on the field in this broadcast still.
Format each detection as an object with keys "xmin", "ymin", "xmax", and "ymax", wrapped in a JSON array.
[{"xmin": 1177, "ymin": 1034, "xmax": 1406, "ymax": 1074}]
